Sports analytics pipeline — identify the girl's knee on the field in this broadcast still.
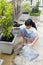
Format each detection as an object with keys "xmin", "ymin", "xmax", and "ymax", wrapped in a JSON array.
[
  {"xmin": 20, "ymin": 28, "xmax": 25, "ymax": 34},
  {"xmin": 29, "ymin": 37, "xmax": 35, "ymax": 43},
  {"xmin": 30, "ymin": 32, "xmax": 36, "ymax": 39},
  {"xmin": 29, "ymin": 32, "xmax": 36, "ymax": 43},
  {"xmin": 20, "ymin": 28, "xmax": 25, "ymax": 37}
]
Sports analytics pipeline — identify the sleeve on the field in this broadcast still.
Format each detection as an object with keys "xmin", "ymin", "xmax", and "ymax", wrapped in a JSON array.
[
  {"xmin": 19, "ymin": 25, "xmax": 25, "ymax": 29},
  {"xmin": 33, "ymin": 28, "xmax": 37, "ymax": 33}
]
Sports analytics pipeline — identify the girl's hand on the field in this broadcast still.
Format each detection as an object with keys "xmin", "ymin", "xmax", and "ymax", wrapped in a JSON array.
[{"xmin": 28, "ymin": 43, "xmax": 34, "ymax": 47}]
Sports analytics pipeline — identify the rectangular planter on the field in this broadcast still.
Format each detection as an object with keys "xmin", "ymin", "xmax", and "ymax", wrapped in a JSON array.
[
  {"xmin": 0, "ymin": 59, "xmax": 3, "ymax": 65},
  {"xmin": 0, "ymin": 34, "xmax": 17, "ymax": 54},
  {"xmin": 12, "ymin": 29, "xmax": 20, "ymax": 36}
]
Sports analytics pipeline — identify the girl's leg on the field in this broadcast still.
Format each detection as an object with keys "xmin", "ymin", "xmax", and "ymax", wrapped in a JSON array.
[
  {"xmin": 29, "ymin": 32, "xmax": 36, "ymax": 43},
  {"xmin": 20, "ymin": 28, "xmax": 26, "ymax": 37},
  {"xmin": 20, "ymin": 28, "xmax": 36, "ymax": 45},
  {"xmin": 20, "ymin": 28, "xmax": 27, "ymax": 45}
]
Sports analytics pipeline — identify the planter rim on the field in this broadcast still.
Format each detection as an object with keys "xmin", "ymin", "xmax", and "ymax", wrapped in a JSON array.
[
  {"xmin": 22, "ymin": 12, "xmax": 29, "ymax": 14},
  {"xmin": 0, "ymin": 34, "xmax": 17, "ymax": 44}
]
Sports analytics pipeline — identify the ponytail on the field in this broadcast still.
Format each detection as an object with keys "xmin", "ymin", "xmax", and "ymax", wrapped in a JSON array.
[
  {"xmin": 25, "ymin": 19, "xmax": 37, "ymax": 30},
  {"xmin": 31, "ymin": 21, "xmax": 37, "ymax": 30}
]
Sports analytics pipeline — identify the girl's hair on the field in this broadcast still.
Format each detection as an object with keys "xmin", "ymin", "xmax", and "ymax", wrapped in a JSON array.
[{"xmin": 25, "ymin": 19, "xmax": 37, "ymax": 30}]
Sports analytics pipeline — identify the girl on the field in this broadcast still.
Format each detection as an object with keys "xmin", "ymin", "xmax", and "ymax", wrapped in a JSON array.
[{"xmin": 20, "ymin": 19, "xmax": 39, "ymax": 46}]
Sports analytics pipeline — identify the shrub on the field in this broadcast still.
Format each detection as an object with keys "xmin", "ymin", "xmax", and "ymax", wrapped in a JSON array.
[
  {"xmin": 30, "ymin": 11, "xmax": 40, "ymax": 16},
  {"xmin": 21, "ymin": 0, "xmax": 31, "ymax": 13},
  {"xmin": 0, "ymin": 0, "xmax": 13, "ymax": 39}
]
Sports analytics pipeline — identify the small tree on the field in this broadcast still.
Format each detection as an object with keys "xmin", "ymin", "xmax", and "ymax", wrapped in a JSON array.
[
  {"xmin": 21, "ymin": 0, "xmax": 31, "ymax": 14},
  {"xmin": 0, "ymin": 0, "xmax": 13, "ymax": 39}
]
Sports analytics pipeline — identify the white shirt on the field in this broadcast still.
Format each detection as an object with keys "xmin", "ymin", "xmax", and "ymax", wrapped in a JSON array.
[
  {"xmin": 20, "ymin": 24, "xmax": 26, "ymax": 29},
  {"xmin": 25, "ymin": 27, "xmax": 37, "ymax": 34},
  {"xmin": 20, "ymin": 25, "xmax": 37, "ymax": 34}
]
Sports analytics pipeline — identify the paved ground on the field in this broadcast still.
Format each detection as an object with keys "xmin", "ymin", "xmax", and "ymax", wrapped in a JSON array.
[{"xmin": 14, "ymin": 22, "xmax": 43, "ymax": 65}]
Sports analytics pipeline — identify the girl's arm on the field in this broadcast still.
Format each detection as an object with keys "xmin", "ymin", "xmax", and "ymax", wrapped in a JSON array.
[{"xmin": 30, "ymin": 33, "xmax": 39, "ymax": 47}]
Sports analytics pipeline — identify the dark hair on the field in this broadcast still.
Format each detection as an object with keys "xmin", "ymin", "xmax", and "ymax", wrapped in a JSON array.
[{"xmin": 25, "ymin": 19, "xmax": 37, "ymax": 30}]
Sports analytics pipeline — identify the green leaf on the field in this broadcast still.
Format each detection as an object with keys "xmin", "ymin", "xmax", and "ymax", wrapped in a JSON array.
[{"xmin": 0, "ymin": 0, "xmax": 13, "ymax": 38}]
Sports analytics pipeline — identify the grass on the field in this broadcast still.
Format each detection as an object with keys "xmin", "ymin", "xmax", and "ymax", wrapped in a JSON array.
[{"xmin": 30, "ymin": 11, "xmax": 41, "ymax": 16}]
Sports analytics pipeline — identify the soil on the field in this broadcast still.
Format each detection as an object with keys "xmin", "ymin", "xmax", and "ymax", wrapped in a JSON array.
[
  {"xmin": 0, "ymin": 33, "xmax": 14, "ymax": 42},
  {"xmin": 13, "ymin": 21, "xmax": 22, "ymax": 27},
  {"xmin": 22, "ymin": 12, "xmax": 28, "ymax": 14}
]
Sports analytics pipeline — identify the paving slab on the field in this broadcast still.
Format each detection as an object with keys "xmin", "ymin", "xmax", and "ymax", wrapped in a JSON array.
[{"xmin": 14, "ymin": 22, "xmax": 43, "ymax": 65}]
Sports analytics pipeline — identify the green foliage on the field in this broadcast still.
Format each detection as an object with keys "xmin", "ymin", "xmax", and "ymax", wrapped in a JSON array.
[
  {"xmin": 0, "ymin": 0, "xmax": 13, "ymax": 38},
  {"xmin": 30, "ymin": 11, "xmax": 41, "ymax": 16},
  {"xmin": 32, "ymin": 6, "xmax": 39, "ymax": 13},
  {"xmin": 21, "ymin": 0, "xmax": 31, "ymax": 13}
]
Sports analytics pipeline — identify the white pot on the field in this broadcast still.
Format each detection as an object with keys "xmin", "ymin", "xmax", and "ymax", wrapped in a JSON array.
[
  {"xmin": 19, "ymin": 13, "xmax": 30, "ymax": 21},
  {"xmin": 0, "ymin": 34, "xmax": 17, "ymax": 54}
]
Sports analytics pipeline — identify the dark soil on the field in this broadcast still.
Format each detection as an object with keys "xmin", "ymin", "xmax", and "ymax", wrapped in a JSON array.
[
  {"xmin": 22, "ymin": 12, "xmax": 28, "ymax": 14},
  {"xmin": 13, "ymin": 21, "xmax": 22, "ymax": 27},
  {"xmin": 0, "ymin": 33, "xmax": 14, "ymax": 42}
]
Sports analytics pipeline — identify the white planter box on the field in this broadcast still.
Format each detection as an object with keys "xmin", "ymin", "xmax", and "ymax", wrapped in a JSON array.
[
  {"xmin": 0, "ymin": 59, "xmax": 3, "ymax": 65},
  {"xmin": 19, "ymin": 14, "xmax": 30, "ymax": 21},
  {"xmin": 0, "ymin": 34, "xmax": 17, "ymax": 54},
  {"xmin": 12, "ymin": 29, "xmax": 20, "ymax": 36}
]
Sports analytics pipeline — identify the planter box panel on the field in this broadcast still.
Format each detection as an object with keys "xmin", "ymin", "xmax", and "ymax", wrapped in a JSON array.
[
  {"xmin": 0, "ymin": 43, "xmax": 13, "ymax": 54},
  {"xmin": 0, "ymin": 34, "xmax": 17, "ymax": 54}
]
